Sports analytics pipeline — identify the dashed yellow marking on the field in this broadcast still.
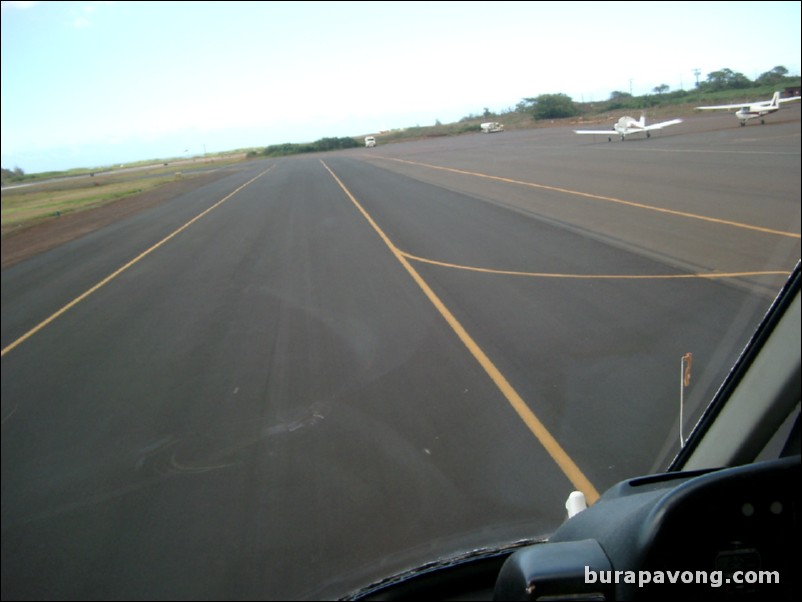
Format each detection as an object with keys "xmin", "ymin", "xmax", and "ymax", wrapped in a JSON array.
[
  {"xmin": 1, "ymin": 166, "xmax": 274, "ymax": 358},
  {"xmin": 321, "ymin": 160, "xmax": 600, "ymax": 504}
]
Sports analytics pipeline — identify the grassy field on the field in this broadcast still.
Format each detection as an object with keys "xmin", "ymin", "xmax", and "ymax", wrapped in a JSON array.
[
  {"xmin": 2, "ymin": 174, "xmax": 177, "ymax": 229},
  {"xmin": 0, "ymin": 156, "xmax": 249, "ymax": 234}
]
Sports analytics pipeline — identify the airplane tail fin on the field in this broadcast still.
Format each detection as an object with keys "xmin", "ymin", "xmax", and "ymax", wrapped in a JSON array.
[
  {"xmin": 638, "ymin": 115, "xmax": 646, "ymax": 127},
  {"xmin": 770, "ymin": 91, "xmax": 781, "ymax": 107}
]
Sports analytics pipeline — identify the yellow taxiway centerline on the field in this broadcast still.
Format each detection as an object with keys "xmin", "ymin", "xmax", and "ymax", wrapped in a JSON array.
[
  {"xmin": 398, "ymin": 250, "xmax": 790, "ymax": 280},
  {"xmin": 1, "ymin": 166, "xmax": 274, "ymax": 358},
  {"xmin": 373, "ymin": 156, "xmax": 800, "ymax": 240},
  {"xmin": 321, "ymin": 160, "xmax": 600, "ymax": 504}
]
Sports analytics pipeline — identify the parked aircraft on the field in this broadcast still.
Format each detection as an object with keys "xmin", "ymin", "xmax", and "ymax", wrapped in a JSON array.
[
  {"xmin": 575, "ymin": 115, "xmax": 683, "ymax": 141},
  {"xmin": 480, "ymin": 122, "xmax": 504, "ymax": 133},
  {"xmin": 695, "ymin": 91, "xmax": 801, "ymax": 126}
]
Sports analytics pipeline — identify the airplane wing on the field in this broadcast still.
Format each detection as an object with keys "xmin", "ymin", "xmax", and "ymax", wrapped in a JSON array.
[
  {"xmin": 695, "ymin": 102, "xmax": 750, "ymax": 110},
  {"xmin": 698, "ymin": 93, "xmax": 801, "ymax": 111},
  {"xmin": 574, "ymin": 129, "xmax": 618, "ymax": 135},
  {"xmin": 643, "ymin": 118, "xmax": 683, "ymax": 131}
]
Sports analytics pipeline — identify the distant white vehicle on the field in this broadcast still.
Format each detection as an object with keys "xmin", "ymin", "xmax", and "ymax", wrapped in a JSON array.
[
  {"xmin": 365, "ymin": 136, "xmax": 376, "ymax": 148},
  {"xmin": 574, "ymin": 115, "xmax": 682, "ymax": 141},
  {"xmin": 695, "ymin": 91, "xmax": 801, "ymax": 126},
  {"xmin": 480, "ymin": 122, "xmax": 504, "ymax": 133}
]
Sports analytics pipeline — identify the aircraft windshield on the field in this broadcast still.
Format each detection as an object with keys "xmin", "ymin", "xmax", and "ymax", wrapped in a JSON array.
[{"xmin": 1, "ymin": 2, "xmax": 800, "ymax": 600}]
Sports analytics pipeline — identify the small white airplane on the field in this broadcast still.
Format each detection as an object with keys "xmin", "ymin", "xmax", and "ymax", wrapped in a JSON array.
[
  {"xmin": 574, "ymin": 115, "xmax": 682, "ymax": 141},
  {"xmin": 695, "ymin": 91, "xmax": 801, "ymax": 126},
  {"xmin": 480, "ymin": 121, "xmax": 504, "ymax": 133}
]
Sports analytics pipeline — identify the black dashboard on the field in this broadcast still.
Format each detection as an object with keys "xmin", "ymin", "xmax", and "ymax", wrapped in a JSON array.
[{"xmin": 347, "ymin": 455, "xmax": 800, "ymax": 601}]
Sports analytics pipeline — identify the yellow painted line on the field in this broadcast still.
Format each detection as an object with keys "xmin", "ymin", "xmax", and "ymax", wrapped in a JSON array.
[
  {"xmin": 399, "ymin": 250, "xmax": 791, "ymax": 280},
  {"xmin": 372, "ymin": 156, "xmax": 800, "ymax": 239},
  {"xmin": 1, "ymin": 166, "xmax": 274, "ymax": 358},
  {"xmin": 321, "ymin": 160, "xmax": 600, "ymax": 504},
  {"xmin": 610, "ymin": 139, "xmax": 802, "ymax": 155}
]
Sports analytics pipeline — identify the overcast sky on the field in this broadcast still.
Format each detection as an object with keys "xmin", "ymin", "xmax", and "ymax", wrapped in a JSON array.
[{"xmin": 2, "ymin": 1, "xmax": 800, "ymax": 173}]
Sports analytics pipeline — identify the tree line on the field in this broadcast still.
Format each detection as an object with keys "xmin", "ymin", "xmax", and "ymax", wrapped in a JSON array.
[
  {"xmin": 248, "ymin": 136, "xmax": 360, "ymax": 158},
  {"xmin": 516, "ymin": 66, "xmax": 797, "ymax": 120}
]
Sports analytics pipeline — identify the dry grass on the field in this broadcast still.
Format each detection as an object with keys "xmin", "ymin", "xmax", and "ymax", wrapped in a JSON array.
[{"xmin": 0, "ymin": 160, "xmax": 227, "ymax": 232}]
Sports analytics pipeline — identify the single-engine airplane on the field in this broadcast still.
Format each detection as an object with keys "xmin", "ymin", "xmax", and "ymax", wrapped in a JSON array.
[
  {"xmin": 480, "ymin": 121, "xmax": 504, "ymax": 133},
  {"xmin": 574, "ymin": 115, "xmax": 683, "ymax": 141},
  {"xmin": 695, "ymin": 91, "xmax": 801, "ymax": 126}
]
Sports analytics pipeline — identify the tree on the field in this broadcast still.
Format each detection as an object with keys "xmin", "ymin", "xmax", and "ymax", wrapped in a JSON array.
[
  {"xmin": 1, "ymin": 167, "xmax": 25, "ymax": 183},
  {"xmin": 515, "ymin": 100, "xmax": 530, "ymax": 113},
  {"xmin": 756, "ymin": 65, "xmax": 789, "ymax": 87},
  {"xmin": 607, "ymin": 90, "xmax": 636, "ymax": 110},
  {"xmin": 527, "ymin": 93, "xmax": 579, "ymax": 120},
  {"xmin": 609, "ymin": 90, "xmax": 633, "ymax": 102},
  {"xmin": 653, "ymin": 84, "xmax": 670, "ymax": 95},
  {"xmin": 702, "ymin": 68, "xmax": 752, "ymax": 91}
]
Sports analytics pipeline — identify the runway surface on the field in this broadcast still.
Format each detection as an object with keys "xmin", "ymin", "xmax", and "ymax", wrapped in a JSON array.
[{"xmin": 2, "ymin": 107, "xmax": 799, "ymax": 599}]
